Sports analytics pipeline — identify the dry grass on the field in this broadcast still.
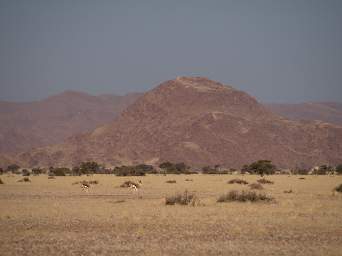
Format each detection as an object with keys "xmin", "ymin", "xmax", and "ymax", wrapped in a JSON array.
[
  {"xmin": 165, "ymin": 180, "xmax": 177, "ymax": 183},
  {"xmin": 17, "ymin": 177, "xmax": 31, "ymax": 182},
  {"xmin": 0, "ymin": 174, "xmax": 341, "ymax": 255}
]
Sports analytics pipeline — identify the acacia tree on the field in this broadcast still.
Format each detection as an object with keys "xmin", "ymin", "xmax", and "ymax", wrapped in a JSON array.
[{"xmin": 243, "ymin": 160, "xmax": 276, "ymax": 175}]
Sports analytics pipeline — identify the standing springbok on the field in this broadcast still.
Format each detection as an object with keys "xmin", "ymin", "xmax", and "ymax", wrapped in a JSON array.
[
  {"xmin": 128, "ymin": 183, "xmax": 138, "ymax": 192},
  {"xmin": 81, "ymin": 183, "xmax": 90, "ymax": 192}
]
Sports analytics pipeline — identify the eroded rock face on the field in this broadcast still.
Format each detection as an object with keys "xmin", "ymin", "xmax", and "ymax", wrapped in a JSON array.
[{"xmin": 10, "ymin": 77, "xmax": 342, "ymax": 169}]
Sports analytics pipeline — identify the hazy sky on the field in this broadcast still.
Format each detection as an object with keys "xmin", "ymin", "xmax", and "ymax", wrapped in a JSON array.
[{"xmin": 0, "ymin": 0, "xmax": 341, "ymax": 102}]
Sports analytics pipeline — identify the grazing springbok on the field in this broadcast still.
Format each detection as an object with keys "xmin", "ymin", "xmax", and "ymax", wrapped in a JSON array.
[{"xmin": 81, "ymin": 183, "xmax": 90, "ymax": 192}]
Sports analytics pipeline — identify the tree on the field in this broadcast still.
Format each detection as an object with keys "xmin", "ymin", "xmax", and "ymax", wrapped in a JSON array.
[
  {"xmin": 80, "ymin": 161, "xmax": 100, "ymax": 174},
  {"xmin": 51, "ymin": 167, "xmax": 70, "ymax": 176},
  {"xmin": 22, "ymin": 169, "xmax": 30, "ymax": 176},
  {"xmin": 32, "ymin": 168, "xmax": 43, "ymax": 175},
  {"xmin": 335, "ymin": 164, "xmax": 342, "ymax": 175},
  {"xmin": 313, "ymin": 165, "xmax": 333, "ymax": 175},
  {"xmin": 244, "ymin": 160, "xmax": 276, "ymax": 175},
  {"xmin": 7, "ymin": 164, "xmax": 20, "ymax": 173}
]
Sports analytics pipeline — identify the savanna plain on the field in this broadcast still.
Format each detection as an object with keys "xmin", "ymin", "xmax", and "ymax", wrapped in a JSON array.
[{"xmin": 0, "ymin": 174, "xmax": 341, "ymax": 256}]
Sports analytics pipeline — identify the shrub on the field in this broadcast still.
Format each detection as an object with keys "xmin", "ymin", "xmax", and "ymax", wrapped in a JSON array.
[
  {"xmin": 7, "ymin": 164, "xmax": 20, "ymax": 173},
  {"xmin": 185, "ymin": 179, "xmax": 193, "ymax": 182},
  {"xmin": 202, "ymin": 166, "xmax": 229, "ymax": 174},
  {"xmin": 165, "ymin": 190, "xmax": 200, "ymax": 206},
  {"xmin": 335, "ymin": 164, "xmax": 342, "ymax": 175},
  {"xmin": 159, "ymin": 162, "xmax": 192, "ymax": 174},
  {"xmin": 257, "ymin": 178, "xmax": 274, "ymax": 184},
  {"xmin": 298, "ymin": 177, "xmax": 305, "ymax": 180},
  {"xmin": 79, "ymin": 161, "xmax": 101, "ymax": 174},
  {"xmin": 0, "ymin": 168, "xmax": 3, "ymax": 175},
  {"xmin": 114, "ymin": 165, "xmax": 149, "ymax": 176},
  {"xmin": 334, "ymin": 184, "xmax": 342, "ymax": 193},
  {"xmin": 217, "ymin": 190, "xmax": 273, "ymax": 203},
  {"xmin": 242, "ymin": 160, "xmax": 276, "ymax": 175},
  {"xmin": 32, "ymin": 168, "xmax": 43, "ymax": 175},
  {"xmin": 249, "ymin": 183, "xmax": 263, "ymax": 190},
  {"xmin": 284, "ymin": 189, "xmax": 293, "ymax": 193},
  {"xmin": 48, "ymin": 176, "xmax": 55, "ymax": 179},
  {"xmin": 166, "ymin": 180, "xmax": 176, "ymax": 183},
  {"xmin": 50, "ymin": 168, "xmax": 69, "ymax": 176},
  {"xmin": 18, "ymin": 177, "xmax": 31, "ymax": 182},
  {"xmin": 227, "ymin": 178, "xmax": 248, "ymax": 185},
  {"xmin": 120, "ymin": 180, "xmax": 140, "ymax": 188},
  {"xmin": 0, "ymin": 178, "xmax": 4, "ymax": 184}
]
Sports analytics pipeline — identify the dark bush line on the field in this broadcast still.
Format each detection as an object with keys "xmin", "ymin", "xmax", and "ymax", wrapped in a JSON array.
[{"xmin": 217, "ymin": 190, "xmax": 273, "ymax": 203}]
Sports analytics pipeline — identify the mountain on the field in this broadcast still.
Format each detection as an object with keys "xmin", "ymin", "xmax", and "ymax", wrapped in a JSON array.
[
  {"xmin": 12, "ymin": 77, "xmax": 342, "ymax": 169},
  {"xmin": 0, "ymin": 91, "xmax": 142, "ymax": 154},
  {"xmin": 265, "ymin": 102, "xmax": 342, "ymax": 126}
]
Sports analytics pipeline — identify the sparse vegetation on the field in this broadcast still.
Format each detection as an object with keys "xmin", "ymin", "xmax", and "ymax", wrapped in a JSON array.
[
  {"xmin": 227, "ymin": 178, "xmax": 248, "ymax": 185},
  {"xmin": 257, "ymin": 178, "xmax": 274, "ymax": 184},
  {"xmin": 165, "ymin": 190, "xmax": 200, "ymax": 206},
  {"xmin": 249, "ymin": 183, "xmax": 263, "ymax": 190},
  {"xmin": 217, "ymin": 190, "xmax": 273, "ymax": 203},
  {"xmin": 166, "ymin": 180, "xmax": 176, "ymax": 183},
  {"xmin": 242, "ymin": 160, "xmax": 276, "ymax": 175},
  {"xmin": 291, "ymin": 168, "xmax": 309, "ymax": 175},
  {"xmin": 50, "ymin": 167, "xmax": 69, "ymax": 176}
]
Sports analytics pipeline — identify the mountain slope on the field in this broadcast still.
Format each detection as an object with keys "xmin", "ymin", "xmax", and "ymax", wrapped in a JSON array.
[
  {"xmin": 265, "ymin": 102, "xmax": 342, "ymax": 126},
  {"xmin": 0, "ymin": 91, "xmax": 142, "ymax": 154},
  {"xmin": 13, "ymin": 77, "xmax": 342, "ymax": 169}
]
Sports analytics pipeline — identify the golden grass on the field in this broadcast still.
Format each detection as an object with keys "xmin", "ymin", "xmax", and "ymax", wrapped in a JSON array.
[{"xmin": 0, "ymin": 174, "xmax": 342, "ymax": 255}]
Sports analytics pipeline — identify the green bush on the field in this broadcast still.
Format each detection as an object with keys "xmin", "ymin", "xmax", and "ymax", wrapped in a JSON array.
[
  {"xmin": 242, "ymin": 160, "xmax": 276, "ymax": 175},
  {"xmin": 217, "ymin": 190, "xmax": 273, "ymax": 203}
]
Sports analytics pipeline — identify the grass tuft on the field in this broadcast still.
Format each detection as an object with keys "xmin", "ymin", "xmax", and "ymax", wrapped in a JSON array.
[
  {"xmin": 165, "ymin": 190, "xmax": 200, "ymax": 206},
  {"xmin": 257, "ymin": 178, "xmax": 274, "ymax": 184},
  {"xmin": 17, "ymin": 177, "xmax": 31, "ymax": 182},
  {"xmin": 249, "ymin": 183, "xmax": 263, "ymax": 190},
  {"xmin": 166, "ymin": 180, "xmax": 176, "ymax": 183},
  {"xmin": 217, "ymin": 190, "xmax": 273, "ymax": 203},
  {"xmin": 227, "ymin": 178, "xmax": 248, "ymax": 185}
]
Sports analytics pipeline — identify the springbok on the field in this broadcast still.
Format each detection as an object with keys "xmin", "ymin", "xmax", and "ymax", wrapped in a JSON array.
[
  {"xmin": 129, "ymin": 183, "xmax": 138, "ymax": 192},
  {"xmin": 81, "ymin": 183, "xmax": 90, "ymax": 192}
]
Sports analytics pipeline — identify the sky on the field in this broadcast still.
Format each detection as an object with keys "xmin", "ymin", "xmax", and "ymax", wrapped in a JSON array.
[{"xmin": 0, "ymin": 0, "xmax": 341, "ymax": 103}]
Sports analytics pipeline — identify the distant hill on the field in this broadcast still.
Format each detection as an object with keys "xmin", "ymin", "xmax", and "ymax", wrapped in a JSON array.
[
  {"xmin": 0, "ymin": 91, "xmax": 142, "ymax": 154},
  {"xmin": 265, "ymin": 102, "xmax": 342, "ymax": 126},
  {"xmin": 13, "ymin": 77, "xmax": 342, "ymax": 169}
]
